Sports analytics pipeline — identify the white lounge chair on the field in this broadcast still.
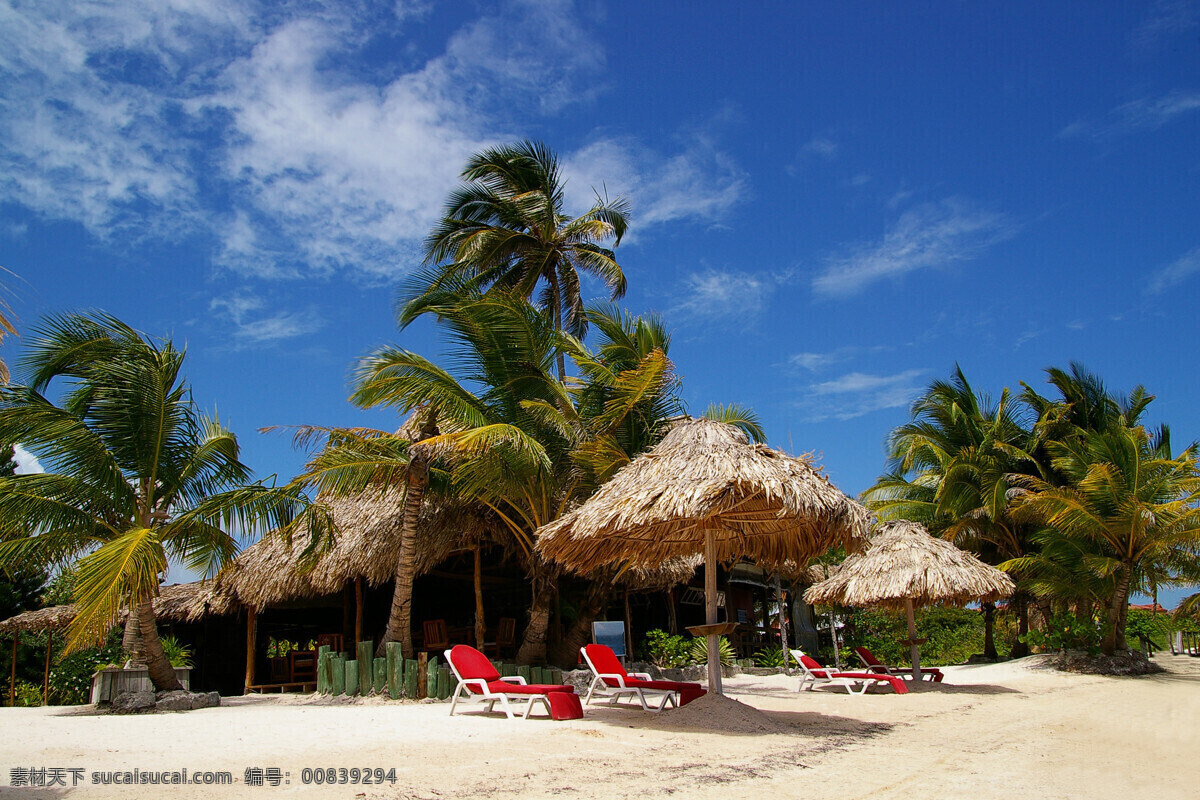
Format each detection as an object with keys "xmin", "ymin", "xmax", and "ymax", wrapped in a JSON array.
[
  {"xmin": 444, "ymin": 645, "xmax": 582, "ymax": 720},
  {"xmin": 789, "ymin": 649, "xmax": 908, "ymax": 695}
]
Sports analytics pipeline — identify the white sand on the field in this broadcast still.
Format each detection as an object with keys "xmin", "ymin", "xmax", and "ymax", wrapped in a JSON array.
[{"xmin": 2, "ymin": 654, "xmax": 1197, "ymax": 799}]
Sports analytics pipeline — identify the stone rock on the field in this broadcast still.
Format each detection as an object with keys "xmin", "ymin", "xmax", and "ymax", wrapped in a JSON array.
[
  {"xmin": 111, "ymin": 691, "xmax": 156, "ymax": 714},
  {"xmin": 560, "ymin": 669, "xmax": 592, "ymax": 695},
  {"xmin": 191, "ymin": 691, "xmax": 221, "ymax": 709},
  {"xmin": 154, "ymin": 690, "xmax": 194, "ymax": 711},
  {"xmin": 1056, "ymin": 649, "xmax": 1164, "ymax": 676}
]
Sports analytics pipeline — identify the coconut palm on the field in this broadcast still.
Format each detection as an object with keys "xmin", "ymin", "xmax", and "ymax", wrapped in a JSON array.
[
  {"xmin": 0, "ymin": 312, "xmax": 318, "ymax": 690},
  {"xmin": 863, "ymin": 366, "xmax": 1044, "ymax": 657},
  {"xmin": 401, "ymin": 140, "xmax": 630, "ymax": 379},
  {"xmin": 1013, "ymin": 424, "xmax": 1200, "ymax": 654}
]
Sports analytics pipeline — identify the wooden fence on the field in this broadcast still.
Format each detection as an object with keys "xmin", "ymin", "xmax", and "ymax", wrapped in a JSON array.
[{"xmin": 315, "ymin": 641, "xmax": 564, "ymax": 700}]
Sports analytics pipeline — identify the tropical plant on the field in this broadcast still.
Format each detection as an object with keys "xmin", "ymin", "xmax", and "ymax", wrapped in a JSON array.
[
  {"xmin": 863, "ymin": 366, "xmax": 1044, "ymax": 657},
  {"xmin": 643, "ymin": 629, "xmax": 691, "ymax": 669},
  {"xmin": 158, "ymin": 636, "xmax": 193, "ymax": 669},
  {"xmin": 0, "ymin": 313, "xmax": 320, "ymax": 690},
  {"xmin": 402, "ymin": 140, "xmax": 630, "ymax": 378},
  {"xmin": 689, "ymin": 635, "xmax": 734, "ymax": 666},
  {"xmin": 752, "ymin": 645, "xmax": 786, "ymax": 668},
  {"xmin": 1011, "ymin": 423, "xmax": 1200, "ymax": 655}
]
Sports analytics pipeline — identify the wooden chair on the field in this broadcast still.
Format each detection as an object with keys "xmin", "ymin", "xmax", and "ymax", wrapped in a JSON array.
[
  {"xmin": 423, "ymin": 619, "xmax": 450, "ymax": 652},
  {"xmin": 484, "ymin": 617, "xmax": 516, "ymax": 660},
  {"xmin": 316, "ymin": 633, "xmax": 344, "ymax": 652},
  {"xmin": 289, "ymin": 650, "xmax": 317, "ymax": 683}
]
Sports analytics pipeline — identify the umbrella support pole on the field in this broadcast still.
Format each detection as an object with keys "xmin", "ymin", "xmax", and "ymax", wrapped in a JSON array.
[
  {"xmin": 905, "ymin": 598, "xmax": 922, "ymax": 680},
  {"xmin": 704, "ymin": 530, "xmax": 723, "ymax": 696}
]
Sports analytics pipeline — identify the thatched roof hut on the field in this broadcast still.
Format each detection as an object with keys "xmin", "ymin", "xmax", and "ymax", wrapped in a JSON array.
[
  {"xmin": 218, "ymin": 488, "xmax": 494, "ymax": 611},
  {"xmin": 804, "ymin": 519, "xmax": 1014, "ymax": 677},
  {"xmin": 537, "ymin": 418, "xmax": 870, "ymax": 570},
  {"xmin": 536, "ymin": 417, "xmax": 870, "ymax": 695},
  {"xmin": 0, "ymin": 581, "xmax": 236, "ymax": 636},
  {"xmin": 803, "ymin": 520, "xmax": 1014, "ymax": 609}
]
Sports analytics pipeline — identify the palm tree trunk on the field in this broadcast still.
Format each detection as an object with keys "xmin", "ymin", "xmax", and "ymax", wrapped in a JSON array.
[
  {"xmin": 136, "ymin": 600, "xmax": 181, "ymax": 691},
  {"xmin": 1102, "ymin": 564, "xmax": 1133, "ymax": 655},
  {"xmin": 376, "ymin": 410, "xmax": 439, "ymax": 659},
  {"xmin": 516, "ymin": 555, "xmax": 558, "ymax": 665},
  {"xmin": 122, "ymin": 612, "xmax": 144, "ymax": 665},
  {"xmin": 548, "ymin": 575, "xmax": 615, "ymax": 668},
  {"xmin": 1010, "ymin": 593, "xmax": 1030, "ymax": 658},
  {"xmin": 981, "ymin": 601, "xmax": 997, "ymax": 660},
  {"xmin": 376, "ymin": 447, "xmax": 429, "ymax": 659},
  {"xmin": 546, "ymin": 271, "xmax": 567, "ymax": 382}
]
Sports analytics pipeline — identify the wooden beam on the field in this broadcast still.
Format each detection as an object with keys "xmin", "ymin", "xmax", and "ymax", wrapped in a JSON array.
[
  {"xmin": 9, "ymin": 632, "xmax": 17, "ymax": 707},
  {"xmin": 355, "ymin": 577, "xmax": 364, "ymax": 646},
  {"xmin": 704, "ymin": 529, "xmax": 723, "ymax": 695},
  {"xmin": 473, "ymin": 546, "xmax": 486, "ymax": 650},
  {"xmin": 42, "ymin": 632, "xmax": 52, "ymax": 706},
  {"xmin": 244, "ymin": 608, "xmax": 257, "ymax": 695},
  {"xmin": 623, "ymin": 589, "xmax": 634, "ymax": 660}
]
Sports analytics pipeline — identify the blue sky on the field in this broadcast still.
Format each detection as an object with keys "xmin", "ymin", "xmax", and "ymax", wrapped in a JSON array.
[{"xmin": 2, "ymin": 1, "xmax": 1198, "ymax": 606}]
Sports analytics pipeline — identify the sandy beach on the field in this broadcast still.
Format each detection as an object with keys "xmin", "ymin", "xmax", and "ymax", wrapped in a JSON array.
[{"xmin": 2, "ymin": 654, "xmax": 1197, "ymax": 800}]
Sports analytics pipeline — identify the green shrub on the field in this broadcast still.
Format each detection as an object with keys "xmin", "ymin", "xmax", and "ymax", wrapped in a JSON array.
[
  {"xmin": 10, "ymin": 680, "xmax": 44, "ymax": 707},
  {"xmin": 159, "ymin": 636, "xmax": 193, "ymax": 669},
  {"xmin": 752, "ymin": 645, "xmax": 786, "ymax": 668},
  {"xmin": 47, "ymin": 630, "xmax": 125, "ymax": 705},
  {"xmin": 644, "ymin": 629, "xmax": 691, "ymax": 668},
  {"xmin": 1021, "ymin": 612, "xmax": 1102, "ymax": 656},
  {"xmin": 840, "ymin": 606, "xmax": 1007, "ymax": 667},
  {"xmin": 688, "ymin": 635, "xmax": 734, "ymax": 666}
]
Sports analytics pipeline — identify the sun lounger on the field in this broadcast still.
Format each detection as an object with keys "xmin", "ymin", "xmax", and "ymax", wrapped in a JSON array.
[
  {"xmin": 581, "ymin": 644, "xmax": 706, "ymax": 711},
  {"xmin": 853, "ymin": 646, "xmax": 943, "ymax": 682},
  {"xmin": 445, "ymin": 645, "xmax": 583, "ymax": 720},
  {"xmin": 789, "ymin": 650, "xmax": 908, "ymax": 695}
]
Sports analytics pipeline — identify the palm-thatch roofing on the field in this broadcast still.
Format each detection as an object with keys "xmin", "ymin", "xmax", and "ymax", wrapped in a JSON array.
[
  {"xmin": 0, "ymin": 581, "xmax": 236, "ymax": 635},
  {"xmin": 217, "ymin": 488, "xmax": 494, "ymax": 611},
  {"xmin": 803, "ymin": 520, "xmax": 1015, "ymax": 609},
  {"xmin": 536, "ymin": 418, "xmax": 871, "ymax": 571},
  {"xmin": 616, "ymin": 556, "xmax": 701, "ymax": 592}
]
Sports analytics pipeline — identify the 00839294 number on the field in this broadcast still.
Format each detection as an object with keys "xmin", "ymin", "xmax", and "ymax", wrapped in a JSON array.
[{"xmin": 300, "ymin": 767, "xmax": 397, "ymax": 784}]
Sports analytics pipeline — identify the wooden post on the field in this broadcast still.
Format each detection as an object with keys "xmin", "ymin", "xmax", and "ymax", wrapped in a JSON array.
[
  {"xmin": 355, "ymin": 578, "xmax": 364, "ymax": 646},
  {"xmin": 474, "ymin": 546, "xmax": 486, "ymax": 650},
  {"xmin": 704, "ymin": 529, "xmax": 723, "ymax": 695},
  {"xmin": 42, "ymin": 632, "xmax": 52, "ymax": 706},
  {"xmin": 345, "ymin": 660, "xmax": 358, "ymax": 696},
  {"xmin": 829, "ymin": 610, "xmax": 841, "ymax": 670},
  {"xmin": 665, "ymin": 587, "xmax": 677, "ymax": 635},
  {"xmin": 357, "ymin": 640, "xmax": 372, "ymax": 695},
  {"xmin": 437, "ymin": 666, "xmax": 452, "ymax": 700},
  {"xmin": 386, "ymin": 642, "xmax": 403, "ymax": 700},
  {"xmin": 373, "ymin": 657, "xmax": 387, "ymax": 695},
  {"xmin": 416, "ymin": 652, "xmax": 428, "ymax": 699},
  {"xmin": 244, "ymin": 609, "xmax": 257, "ymax": 694},
  {"xmin": 624, "ymin": 589, "xmax": 634, "ymax": 661},
  {"xmin": 775, "ymin": 577, "xmax": 790, "ymax": 668},
  {"xmin": 905, "ymin": 598, "xmax": 922, "ymax": 680},
  {"xmin": 9, "ymin": 633, "xmax": 17, "ymax": 707},
  {"xmin": 404, "ymin": 659, "xmax": 419, "ymax": 698},
  {"xmin": 317, "ymin": 646, "xmax": 331, "ymax": 694},
  {"xmin": 331, "ymin": 656, "xmax": 345, "ymax": 695},
  {"xmin": 426, "ymin": 655, "xmax": 439, "ymax": 699}
]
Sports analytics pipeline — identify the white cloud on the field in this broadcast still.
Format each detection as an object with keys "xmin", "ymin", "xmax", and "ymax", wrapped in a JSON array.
[
  {"xmin": 12, "ymin": 444, "xmax": 44, "ymax": 474},
  {"xmin": 1134, "ymin": 0, "xmax": 1200, "ymax": 52},
  {"xmin": 1, "ymin": 2, "xmax": 742, "ymax": 281},
  {"xmin": 1146, "ymin": 246, "xmax": 1200, "ymax": 294},
  {"xmin": 802, "ymin": 137, "xmax": 838, "ymax": 159},
  {"xmin": 789, "ymin": 345, "xmax": 887, "ymax": 372},
  {"xmin": 210, "ymin": 291, "xmax": 323, "ymax": 344},
  {"xmin": 801, "ymin": 369, "xmax": 927, "ymax": 422},
  {"xmin": 671, "ymin": 269, "xmax": 769, "ymax": 321},
  {"xmin": 564, "ymin": 135, "xmax": 747, "ymax": 230},
  {"xmin": 1060, "ymin": 90, "xmax": 1200, "ymax": 141},
  {"xmin": 813, "ymin": 199, "xmax": 1013, "ymax": 297}
]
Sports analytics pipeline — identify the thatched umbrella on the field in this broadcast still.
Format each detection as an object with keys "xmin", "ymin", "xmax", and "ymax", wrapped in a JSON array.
[
  {"xmin": 804, "ymin": 519, "xmax": 1015, "ymax": 678},
  {"xmin": 537, "ymin": 418, "xmax": 870, "ymax": 694}
]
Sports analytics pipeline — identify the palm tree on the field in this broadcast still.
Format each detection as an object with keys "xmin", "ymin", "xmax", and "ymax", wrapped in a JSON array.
[
  {"xmin": 863, "ymin": 366, "xmax": 1045, "ymax": 657},
  {"xmin": 1013, "ymin": 424, "xmax": 1200, "ymax": 654},
  {"xmin": 402, "ymin": 140, "xmax": 630, "ymax": 379},
  {"xmin": 0, "ymin": 313, "xmax": 318, "ymax": 690}
]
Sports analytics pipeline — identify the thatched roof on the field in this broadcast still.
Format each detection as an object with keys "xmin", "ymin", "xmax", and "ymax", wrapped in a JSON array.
[
  {"xmin": 803, "ymin": 520, "xmax": 1015, "ymax": 609},
  {"xmin": 536, "ymin": 418, "xmax": 871, "ymax": 571},
  {"xmin": 0, "ymin": 581, "xmax": 235, "ymax": 635},
  {"xmin": 218, "ymin": 488, "xmax": 494, "ymax": 611},
  {"xmin": 617, "ymin": 556, "xmax": 701, "ymax": 592}
]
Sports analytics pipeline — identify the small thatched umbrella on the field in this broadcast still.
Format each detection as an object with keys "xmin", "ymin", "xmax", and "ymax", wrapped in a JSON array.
[
  {"xmin": 537, "ymin": 418, "xmax": 870, "ymax": 694},
  {"xmin": 804, "ymin": 520, "xmax": 1014, "ymax": 678}
]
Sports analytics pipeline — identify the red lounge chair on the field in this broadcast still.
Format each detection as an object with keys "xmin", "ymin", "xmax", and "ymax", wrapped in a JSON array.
[
  {"xmin": 445, "ymin": 645, "xmax": 583, "ymax": 720},
  {"xmin": 581, "ymin": 644, "xmax": 706, "ymax": 711},
  {"xmin": 788, "ymin": 650, "xmax": 908, "ymax": 695},
  {"xmin": 853, "ymin": 646, "xmax": 944, "ymax": 682}
]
